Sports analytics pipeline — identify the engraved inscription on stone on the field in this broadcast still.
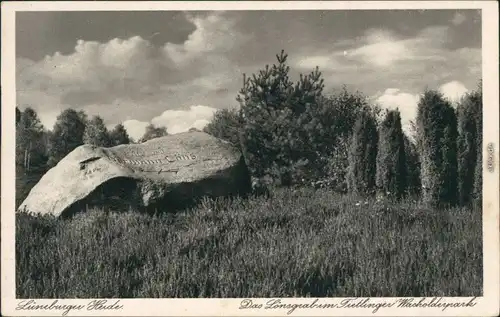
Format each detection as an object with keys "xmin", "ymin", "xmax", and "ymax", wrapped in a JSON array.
[
  {"xmin": 81, "ymin": 160, "xmax": 108, "ymax": 178},
  {"xmin": 19, "ymin": 131, "xmax": 250, "ymax": 217},
  {"xmin": 104, "ymin": 151, "xmax": 199, "ymax": 173},
  {"xmin": 121, "ymin": 153, "xmax": 197, "ymax": 166},
  {"xmin": 84, "ymin": 165, "xmax": 104, "ymax": 176}
]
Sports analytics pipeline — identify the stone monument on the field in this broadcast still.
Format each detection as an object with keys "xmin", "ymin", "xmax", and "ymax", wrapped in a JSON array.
[{"xmin": 18, "ymin": 131, "xmax": 252, "ymax": 217}]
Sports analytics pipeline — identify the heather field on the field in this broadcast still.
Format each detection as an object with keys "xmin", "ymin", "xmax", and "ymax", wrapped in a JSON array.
[{"xmin": 16, "ymin": 187, "xmax": 482, "ymax": 298}]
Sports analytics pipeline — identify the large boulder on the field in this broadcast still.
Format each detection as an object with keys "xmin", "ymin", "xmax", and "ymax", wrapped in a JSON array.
[{"xmin": 18, "ymin": 131, "xmax": 252, "ymax": 217}]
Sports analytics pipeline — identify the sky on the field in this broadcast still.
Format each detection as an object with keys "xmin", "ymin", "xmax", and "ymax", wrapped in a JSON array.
[{"xmin": 16, "ymin": 9, "xmax": 482, "ymax": 141}]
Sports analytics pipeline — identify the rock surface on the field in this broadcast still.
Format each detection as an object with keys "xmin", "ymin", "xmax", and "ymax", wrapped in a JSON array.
[{"xmin": 18, "ymin": 131, "xmax": 252, "ymax": 217}]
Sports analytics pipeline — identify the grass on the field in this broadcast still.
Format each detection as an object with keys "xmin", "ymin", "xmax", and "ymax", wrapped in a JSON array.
[{"xmin": 16, "ymin": 187, "xmax": 482, "ymax": 298}]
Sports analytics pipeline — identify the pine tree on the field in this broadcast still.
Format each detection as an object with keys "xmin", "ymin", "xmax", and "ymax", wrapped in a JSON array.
[
  {"xmin": 237, "ymin": 50, "xmax": 325, "ymax": 186},
  {"xmin": 47, "ymin": 108, "xmax": 87, "ymax": 167},
  {"xmin": 346, "ymin": 108, "xmax": 378, "ymax": 196},
  {"xmin": 376, "ymin": 109, "xmax": 406, "ymax": 198},
  {"xmin": 83, "ymin": 115, "xmax": 112, "ymax": 147},
  {"xmin": 109, "ymin": 123, "xmax": 131, "ymax": 146},
  {"xmin": 416, "ymin": 90, "xmax": 458, "ymax": 208},
  {"xmin": 139, "ymin": 124, "xmax": 168, "ymax": 143}
]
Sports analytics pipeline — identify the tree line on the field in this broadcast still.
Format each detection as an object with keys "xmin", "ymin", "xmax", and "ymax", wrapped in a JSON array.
[
  {"xmin": 15, "ymin": 107, "xmax": 168, "ymax": 207},
  {"xmin": 16, "ymin": 50, "xmax": 482, "ymax": 210},
  {"xmin": 203, "ymin": 50, "xmax": 483, "ymax": 209}
]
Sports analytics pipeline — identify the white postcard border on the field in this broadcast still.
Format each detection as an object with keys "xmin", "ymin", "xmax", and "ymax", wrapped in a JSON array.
[{"xmin": 1, "ymin": 1, "xmax": 498, "ymax": 316}]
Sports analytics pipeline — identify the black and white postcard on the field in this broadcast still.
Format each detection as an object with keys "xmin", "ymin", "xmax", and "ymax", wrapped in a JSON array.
[{"xmin": 2, "ymin": 1, "xmax": 499, "ymax": 316}]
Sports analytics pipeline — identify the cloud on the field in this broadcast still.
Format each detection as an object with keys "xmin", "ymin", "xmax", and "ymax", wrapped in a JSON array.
[
  {"xmin": 439, "ymin": 80, "xmax": 469, "ymax": 103},
  {"xmin": 122, "ymin": 119, "xmax": 150, "ymax": 142},
  {"xmin": 122, "ymin": 105, "xmax": 217, "ymax": 141},
  {"xmin": 16, "ymin": 12, "xmax": 245, "ymax": 130},
  {"xmin": 347, "ymin": 29, "xmax": 410, "ymax": 67},
  {"xmin": 16, "ymin": 11, "xmax": 481, "ymax": 135},
  {"xmin": 164, "ymin": 12, "xmax": 249, "ymax": 66},
  {"xmin": 25, "ymin": 36, "xmax": 175, "ymax": 93},
  {"xmin": 451, "ymin": 12, "xmax": 466, "ymax": 26},
  {"xmin": 295, "ymin": 54, "xmax": 339, "ymax": 70},
  {"xmin": 291, "ymin": 24, "xmax": 480, "ymax": 96},
  {"xmin": 375, "ymin": 80, "xmax": 470, "ymax": 136},
  {"xmin": 151, "ymin": 105, "xmax": 217, "ymax": 135},
  {"xmin": 348, "ymin": 26, "xmax": 452, "ymax": 67},
  {"xmin": 375, "ymin": 88, "xmax": 420, "ymax": 132}
]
